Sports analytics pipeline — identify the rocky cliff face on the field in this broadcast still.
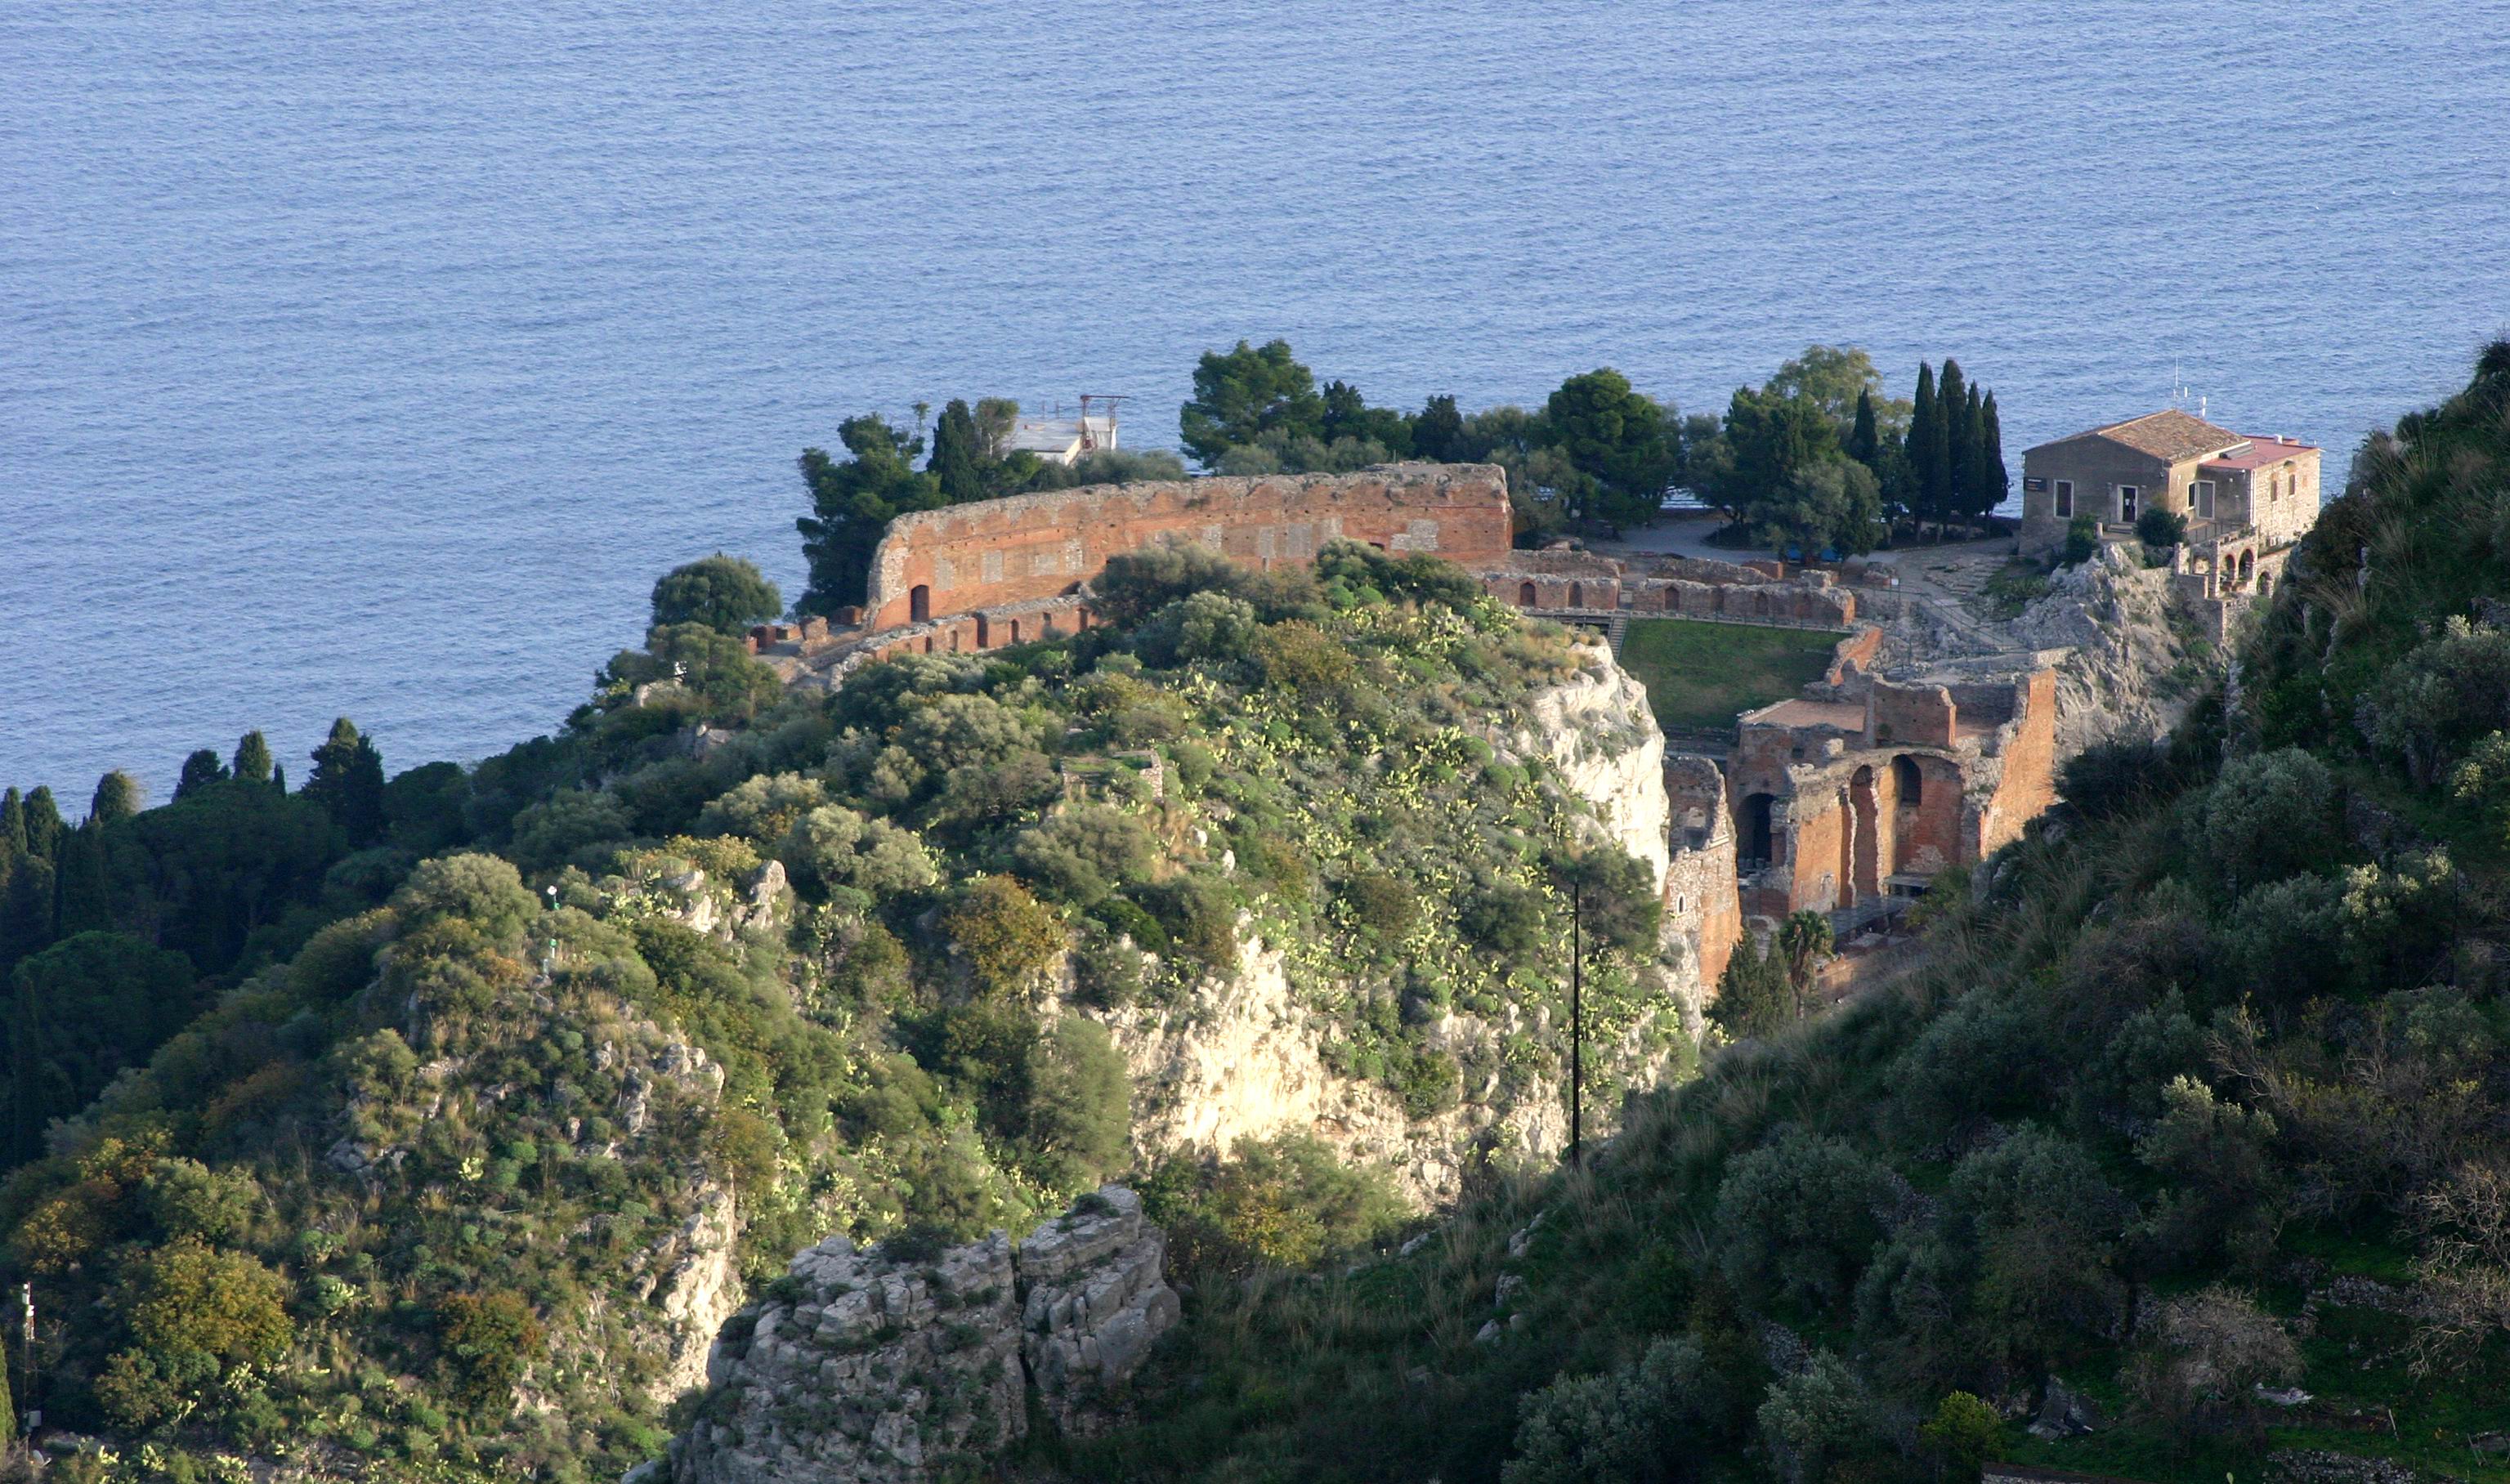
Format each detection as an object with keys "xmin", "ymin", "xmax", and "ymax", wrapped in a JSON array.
[
  {"xmin": 667, "ymin": 1187, "xmax": 1178, "ymax": 1484},
  {"xmin": 2007, "ymin": 544, "xmax": 2201, "ymax": 753},
  {"xmin": 1100, "ymin": 642, "xmax": 1680, "ymax": 1205},
  {"xmin": 1513, "ymin": 646, "xmax": 1673, "ymax": 889}
]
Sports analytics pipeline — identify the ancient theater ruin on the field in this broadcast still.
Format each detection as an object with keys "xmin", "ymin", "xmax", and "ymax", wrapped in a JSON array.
[{"xmin": 1724, "ymin": 656, "xmax": 2056, "ymax": 921}]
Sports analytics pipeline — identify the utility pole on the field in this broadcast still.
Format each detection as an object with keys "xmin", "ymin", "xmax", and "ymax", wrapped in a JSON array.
[
  {"xmin": 1568, "ymin": 884, "xmax": 1583, "ymax": 1170},
  {"xmin": 20, "ymin": 1280, "xmax": 34, "ymax": 1433}
]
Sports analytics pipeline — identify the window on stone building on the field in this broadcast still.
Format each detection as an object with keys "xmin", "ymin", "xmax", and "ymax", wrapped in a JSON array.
[
  {"xmin": 2054, "ymin": 480, "xmax": 2074, "ymax": 517},
  {"xmin": 2193, "ymin": 480, "xmax": 2215, "ymax": 519}
]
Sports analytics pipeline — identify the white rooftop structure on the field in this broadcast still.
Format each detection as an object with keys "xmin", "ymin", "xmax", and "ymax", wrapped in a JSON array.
[{"xmin": 1004, "ymin": 402, "xmax": 1119, "ymax": 466}]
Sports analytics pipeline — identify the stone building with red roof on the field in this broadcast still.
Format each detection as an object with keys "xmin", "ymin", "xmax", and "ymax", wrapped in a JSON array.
[{"xmin": 2016, "ymin": 409, "xmax": 2321, "ymax": 615}]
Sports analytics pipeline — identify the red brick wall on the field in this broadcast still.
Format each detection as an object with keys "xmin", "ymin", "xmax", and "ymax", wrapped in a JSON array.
[
  {"xmin": 1977, "ymin": 671, "xmax": 2058, "ymax": 857},
  {"xmin": 862, "ymin": 463, "xmax": 1511, "ymax": 633}
]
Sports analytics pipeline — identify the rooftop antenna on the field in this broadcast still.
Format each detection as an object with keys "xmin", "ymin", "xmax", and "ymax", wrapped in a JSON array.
[{"xmin": 2170, "ymin": 363, "xmax": 2190, "ymax": 410}]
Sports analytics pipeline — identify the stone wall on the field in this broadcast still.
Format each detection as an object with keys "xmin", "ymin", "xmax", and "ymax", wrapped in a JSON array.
[
  {"xmin": 1823, "ymin": 625, "xmax": 1885, "ymax": 686},
  {"xmin": 1866, "ymin": 681, "xmax": 1956, "ymax": 748},
  {"xmin": 1663, "ymin": 755, "xmax": 1741, "ymax": 989},
  {"xmin": 1623, "ymin": 575, "xmax": 1856, "ymax": 627},
  {"xmin": 862, "ymin": 463, "xmax": 1512, "ymax": 633},
  {"xmin": 2021, "ymin": 437, "xmax": 2170, "ymax": 555}
]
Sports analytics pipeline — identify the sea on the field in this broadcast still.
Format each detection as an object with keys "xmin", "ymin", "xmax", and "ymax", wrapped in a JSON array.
[{"xmin": 7, "ymin": 0, "xmax": 2508, "ymax": 801}]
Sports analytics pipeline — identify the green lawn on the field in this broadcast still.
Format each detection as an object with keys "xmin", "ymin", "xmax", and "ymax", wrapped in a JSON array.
[{"xmin": 1616, "ymin": 618, "xmax": 1841, "ymax": 732}]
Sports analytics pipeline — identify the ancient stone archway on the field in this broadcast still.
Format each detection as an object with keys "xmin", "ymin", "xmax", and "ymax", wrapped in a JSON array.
[
  {"xmin": 1569, "ymin": 581, "xmax": 1586, "ymax": 608},
  {"xmin": 910, "ymin": 584, "xmax": 931, "ymax": 623},
  {"xmin": 974, "ymin": 614, "xmax": 990, "ymax": 648},
  {"xmin": 1892, "ymin": 754, "xmax": 1921, "ymax": 807},
  {"xmin": 2239, "ymin": 550, "xmax": 2254, "ymax": 583},
  {"xmin": 1009, "ymin": 618, "xmax": 1022, "ymax": 644},
  {"xmin": 1740, "ymin": 793, "xmax": 1776, "ymax": 870},
  {"xmin": 1519, "ymin": 581, "xmax": 1539, "ymax": 607}
]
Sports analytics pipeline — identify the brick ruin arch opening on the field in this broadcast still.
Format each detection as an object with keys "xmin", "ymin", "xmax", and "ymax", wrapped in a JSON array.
[
  {"xmin": 1891, "ymin": 754, "xmax": 1966, "ymax": 875},
  {"xmin": 2239, "ymin": 549, "xmax": 2254, "ymax": 583},
  {"xmin": 1740, "ymin": 792, "xmax": 1776, "ymax": 870},
  {"xmin": 1008, "ymin": 618, "xmax": 1022, "ymax": 644},
  {"xmin": 1519, "ymin": 580, "xmax": 1538, "ymax": 606},
  {"xmin": 1569, "ymin": 580, "xmax": 1586, "ymax": 608},
  {"xmin": 910, "ymin": 584, "xmax": 931, "ymax": 623},
  {"xmin": 974, "ymin": 614, "xmax": 990, "ymax": 648}
]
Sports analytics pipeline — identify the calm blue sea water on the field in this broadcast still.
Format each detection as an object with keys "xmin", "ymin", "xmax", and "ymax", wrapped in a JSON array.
[{"xmin": 7, "ymin": 1, "xmax": 2508, "ymax": 800}]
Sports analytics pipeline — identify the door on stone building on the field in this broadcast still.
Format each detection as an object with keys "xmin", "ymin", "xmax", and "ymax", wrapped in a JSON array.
[{"xmin": 2117, "ymin": 485, "xmax": 2139, "ymax": 524}]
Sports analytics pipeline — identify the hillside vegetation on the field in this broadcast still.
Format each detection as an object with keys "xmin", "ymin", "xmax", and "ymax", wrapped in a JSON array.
[
  {"xmin": 0, "ymin": 541, "xmax": 1671, "ymax": 1482},
  {"xmin": 1076, "ymin": 347, "xmax": 2510, "ymax": 1482}
]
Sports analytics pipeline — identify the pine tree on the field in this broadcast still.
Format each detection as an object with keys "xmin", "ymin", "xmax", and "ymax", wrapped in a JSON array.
[
  {"xmin": 1708, "ymin": 937, "xmax": 1796, "ymax": 1041},
  {"xmin": 1848, "ymin": 388, "xmax": 1881, "ymax": 472},
  {"xmin": 90, "ymin": 770, "xmax": 141, "ymax": 826},
  {"xmin": 51, "ymin": 821, "xmax": 111, "ymax": 937},
  {"xmin": 20, "ymin": 788, "xmax": 61, "ymax": 863},
  {"xmin": 1978, "ymin": 391, "xmax": 2011, "ymax": 521},
  {"xmin": 175, "ymin": 749, "xmax": 230, "ymax": 800},
  {"xmin": 233, "ymin": 730, "xmax": 275, "ymax": 785},
  {"xmin": 928, "ymin": 399, "xmax": 985, "ymax": 504},
  {"xmin": 306, "ymin": 718, "xmax": 387, "ymax": 847}
]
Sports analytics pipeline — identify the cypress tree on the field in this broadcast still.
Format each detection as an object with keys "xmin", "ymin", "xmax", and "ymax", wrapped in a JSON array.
[
  {"xmin": 928, "ymin": 399, "xmax": 985, "ymax": 505},
  {"xmin": 90, "ymin": 770, "xmax": 141, "ymax": 826},
  {"xmin": 0, "ymin": 788, "xmax": 25, "ymax": 862},
  {"xmin": 1952, "ymin": 382, "xmax": 1980, "ymax": 521},
  {"xmin": 233, "ymin": 730, "xmax": 275, "ymax": 785},
  {"xmin": 272, "ymin": 762, "xmax": 288, "ymax": 794},
  {"xmin": 0, "ymin": 856, "xmax": 54, "ymax": 974},
  {"xmin": 1937, "ymin": 360, "xmax": 1971, "ymax": 530},
  {"xmin": 1979, "ymin": 391, "xmax": 2010, "ymax": 520},
  {"xmin": 306, "ymin": 718, "xmax": 387, "ymax": 847},
  {"xmin": 20, "ymin": 788, "xmax": 61, "ymax": 863},
  {"xmin": 51, "ymin": 821, "xmax": 110, "ymax": 938},
  {"xmin": 175, "ymin": 749, "xmax": 230, "ymax": 801},
  {"xmin": 1848, "ymin": 388, "xmax": 1881, "ymax": 472},
  {"xmin": 1908, "ymin": 362, "xmax": 1945, "ymax": 534}
]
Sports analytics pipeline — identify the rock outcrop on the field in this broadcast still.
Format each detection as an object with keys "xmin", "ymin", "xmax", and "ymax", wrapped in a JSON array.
[
  {"xmin": 2008, "ymin": 543, "xmax": 2200, "ymax": 753},
  {"xmin": 1016, "ymin": 1188, "xmax": 1183, "ymax": 1433},
  {"xmin": 668, "ymin": 1187, "xmax": 1178, "ymax": 1484}
]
